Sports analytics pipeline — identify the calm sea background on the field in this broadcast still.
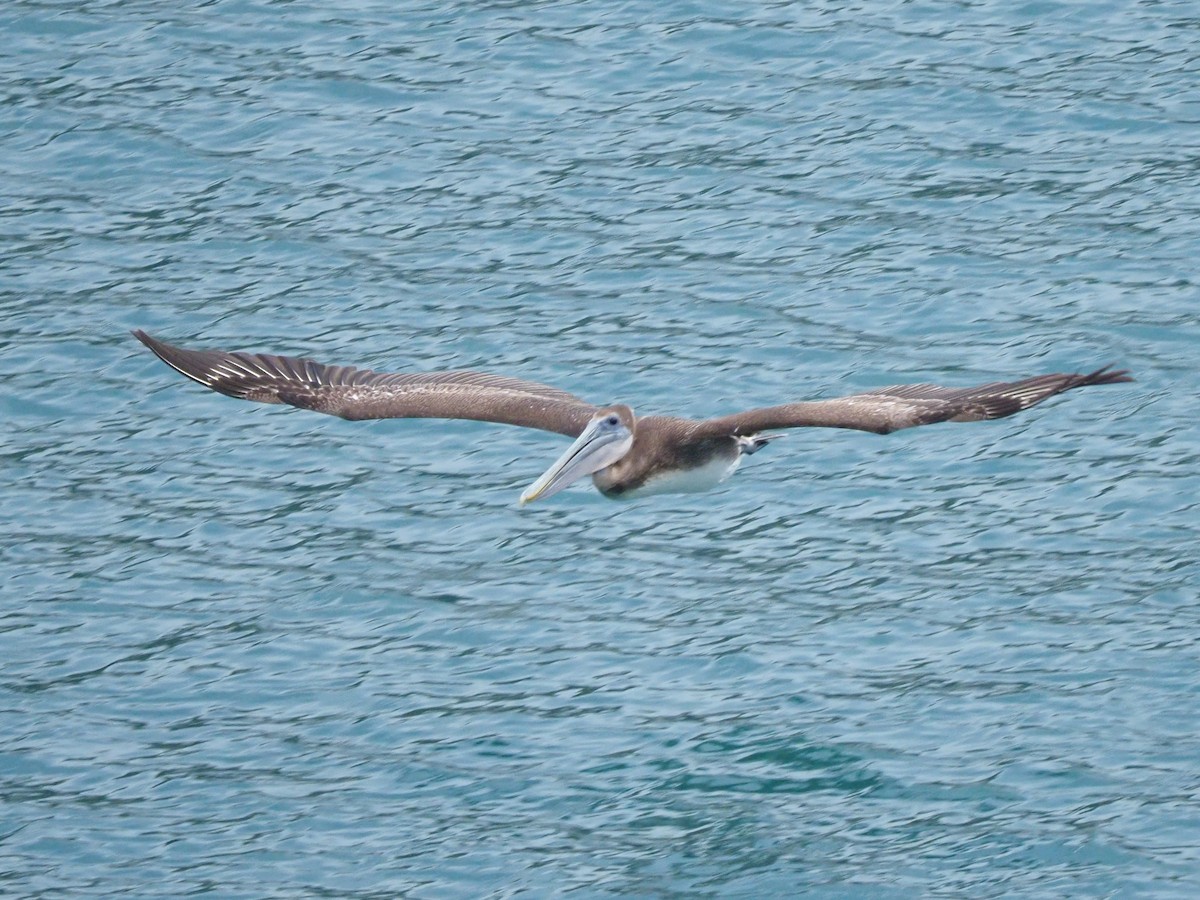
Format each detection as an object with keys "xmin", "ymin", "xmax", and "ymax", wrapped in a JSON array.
[{"xmin": 3, "ymin": 1, "xmax": 1198, "ymax": 896}]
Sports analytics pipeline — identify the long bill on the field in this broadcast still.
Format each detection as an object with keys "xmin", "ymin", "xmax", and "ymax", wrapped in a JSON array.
[{"xmin": 518, "ymin": 415, "xmax": 633, "ymax": 506}]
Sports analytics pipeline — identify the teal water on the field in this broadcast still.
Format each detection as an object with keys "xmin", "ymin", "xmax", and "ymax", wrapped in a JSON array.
[{"xmin": 3, "ymin": 1, "xmax": 1198, "ymax": 896}]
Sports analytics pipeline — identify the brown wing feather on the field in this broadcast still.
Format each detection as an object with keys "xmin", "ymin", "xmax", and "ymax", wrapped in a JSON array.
[
  {"xmin": 133, "ymin": 331, "xmax": 598, "ymax": 437},
  {"xmin": 694, "ymin": 365, "xmax": 1132, "ymax": 437}
]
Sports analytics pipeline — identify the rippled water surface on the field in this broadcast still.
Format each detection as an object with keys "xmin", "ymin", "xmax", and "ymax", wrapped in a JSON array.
[{"xmin": 4, "ymin": 1, "xmax": 1199, "ymax": 896}]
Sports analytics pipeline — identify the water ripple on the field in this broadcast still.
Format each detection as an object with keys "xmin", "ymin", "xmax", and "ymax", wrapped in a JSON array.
[{"xmin": 3, "ymin": 0, "xmax": 1199, "ymax": 896}]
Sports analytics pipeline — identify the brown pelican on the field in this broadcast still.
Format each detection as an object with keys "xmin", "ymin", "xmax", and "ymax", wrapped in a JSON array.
[{"xmin": 132, "ymin": 331, "xmax": 1131, "ymax": 504}]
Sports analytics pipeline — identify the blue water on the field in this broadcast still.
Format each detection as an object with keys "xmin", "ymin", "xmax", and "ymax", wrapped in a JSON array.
[{"xmin": 3, "ymin": 1, "xmax": 1198, "ymax": 896}]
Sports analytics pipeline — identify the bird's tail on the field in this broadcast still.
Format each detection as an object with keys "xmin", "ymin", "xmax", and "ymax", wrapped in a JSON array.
[{"xmin": 737, "ymin": 433, "xmax": 784, "ymax": 455}]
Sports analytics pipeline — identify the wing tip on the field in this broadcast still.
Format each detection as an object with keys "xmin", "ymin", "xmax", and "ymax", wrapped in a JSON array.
[
  {"xmin": 132, "ymin": 329, "xmax": 249, "ymax": 397},
  {"xmin": 131, "ymin": 328, "xmax": 161, "ymax": 353},
  {"xmin": 131, "ymin": 328, "xmax": 189, "ymax": 373},
  {"xmin": 1082, "ymin": 363, "xmax": 1134, "ymax": 386},
  {"xmin": 132, "ymin": 329, "xmax": 190, "ymax": 372}
]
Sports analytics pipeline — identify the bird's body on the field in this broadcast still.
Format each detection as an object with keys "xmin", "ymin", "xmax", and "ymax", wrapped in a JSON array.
[
  {"xmin": 132, "ymin": 330, "xmax": 1131, "ymax": 505},
  {"xmin": 585, "ymin": 417, "xmax": 734, "ymax": 499}
]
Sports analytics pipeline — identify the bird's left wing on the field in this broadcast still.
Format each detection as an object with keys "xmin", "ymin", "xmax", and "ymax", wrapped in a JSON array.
[{"xmin": 692, "ymin": 365, "xmax": 1132, "ymax": 437}]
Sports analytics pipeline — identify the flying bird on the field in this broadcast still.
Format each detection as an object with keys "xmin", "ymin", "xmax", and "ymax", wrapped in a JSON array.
[{"xmin": 133, "ymin": 330, "xmax": 1131, "ymax": 505}]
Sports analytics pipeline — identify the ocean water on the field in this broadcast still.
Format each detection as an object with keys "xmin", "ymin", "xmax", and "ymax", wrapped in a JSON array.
[{"xmin": 3, "ymin": 0, "xmax": 1198, "ymax": 896}]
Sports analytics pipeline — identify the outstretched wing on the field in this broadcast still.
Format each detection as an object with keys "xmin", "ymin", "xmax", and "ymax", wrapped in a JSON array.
[
  {"xmin": 694, "ymin": 365, "xmax": 1132, "ymax": 437},
  {"xmin": 133, "ymin": 331, "xmax": 599, "ymax": 437}
]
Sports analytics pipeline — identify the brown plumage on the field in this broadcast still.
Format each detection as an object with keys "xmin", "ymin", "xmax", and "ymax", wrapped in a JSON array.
[
  {"xmin": 133, "ymin": 330, "xmax": 1132, "ymax": 503},
  {"xmin": 133, "ymin": 329, "xmax": 595, "ymax": 436}
]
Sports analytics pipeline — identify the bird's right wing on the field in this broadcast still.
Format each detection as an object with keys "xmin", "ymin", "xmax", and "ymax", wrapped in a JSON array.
[{"xmin": 133, "ymin": 331, "xmax": 599, "ymax": 437}]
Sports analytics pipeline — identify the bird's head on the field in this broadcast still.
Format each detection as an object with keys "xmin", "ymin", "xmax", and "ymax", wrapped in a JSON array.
[{"xmin": 518, "ymin": 405, "xmax": 635, "ymax": 505}]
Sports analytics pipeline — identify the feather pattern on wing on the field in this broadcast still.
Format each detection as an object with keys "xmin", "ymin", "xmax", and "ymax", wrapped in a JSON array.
[
  {"xmin": 133, "ymin": 330, "xmax": 598, "ymax": 437},
  {"xmin": 692, "ymin": 365, "xmax": 1132, "ymax": 438}
]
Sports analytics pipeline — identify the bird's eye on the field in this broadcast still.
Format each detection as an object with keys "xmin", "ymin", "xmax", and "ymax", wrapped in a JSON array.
[{"xmin": 605, "ymin": 414, "xmax": 619, "ymax": 427}]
